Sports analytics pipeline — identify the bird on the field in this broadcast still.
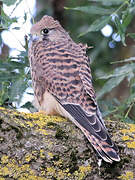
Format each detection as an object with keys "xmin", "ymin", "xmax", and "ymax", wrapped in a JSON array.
[{"xmin": 28, "ymin": 15, "xmax": 120, "ymax": 163}]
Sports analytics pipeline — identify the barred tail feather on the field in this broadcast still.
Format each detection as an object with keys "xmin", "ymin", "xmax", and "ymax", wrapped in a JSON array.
[
  {"xmin": 60, "ymin": 103, "xmax": 120, "ymax": 163},
  {"xmin": 82, "ymin": 129, "xmax": 120, "ymax": 163}
]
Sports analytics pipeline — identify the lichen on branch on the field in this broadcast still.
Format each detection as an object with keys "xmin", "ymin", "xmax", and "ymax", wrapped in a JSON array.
[{"xmin": 0, "ymin": 107, "xmax": 135, "ymax": 179}]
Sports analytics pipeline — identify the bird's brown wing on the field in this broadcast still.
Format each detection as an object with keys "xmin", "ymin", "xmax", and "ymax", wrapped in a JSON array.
[{"xmin": 29, "ymin": 40, "xmax": 120, "ymax": 163}]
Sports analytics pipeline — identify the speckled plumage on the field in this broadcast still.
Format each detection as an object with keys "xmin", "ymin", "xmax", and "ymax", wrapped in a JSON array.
[{"xmin": 29, "ymin": 15, "xmax": 120, "ymax": 163}]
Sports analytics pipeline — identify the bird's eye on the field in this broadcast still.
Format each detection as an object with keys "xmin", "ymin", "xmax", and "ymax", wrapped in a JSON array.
[{"xmin": 41, "ymin": 28, "xmax": 49, "ymax": 35}]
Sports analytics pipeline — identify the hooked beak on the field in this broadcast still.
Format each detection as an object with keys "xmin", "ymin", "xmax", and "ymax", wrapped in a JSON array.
[{"xmin": 29, "ymin": 33, "xmax": 42, "ymax": 42}]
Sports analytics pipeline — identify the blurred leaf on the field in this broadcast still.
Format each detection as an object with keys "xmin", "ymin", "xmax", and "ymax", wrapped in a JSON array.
[
  {"xmin": 3, "ymin": 0, "xmax": 16, "ymax": 6},
  {"xmin": 24, "ymin": 12, "xmax": 27, "ymax": 22},
  {"xmin": 127, "ymin": 71, "xmax": 134, "ymax": 82},
  {"xmin": 9, "ymin": 78, "xmax": 28, "ymax": 104},
  {"xmin": 127, "ymin": 33, "xmax": 135, "ymax": 39},
  {"xmin": 65, "ymin": 6, "xmax": 114, "ymax": 15},
  {"xmin": 114, "ymin": 16, "xmax": 126, "ymax": 46},
  {"xmin": 79, "ymin": 16, "xmax": 111, "ymax": 36},
  {"xmin": 1, "ymin": 9, "xmax": 17, "ymax": 28},
  {"xmin": 129, "ymin": 2, "xmax": 135, "ymax": 14},
  {"xmin": 122, "ymin": 10, "xmax": 133, "ymax": 28},
  {"xmin": 111, "ymin": 57, "xmax": 135, "ymax": 64},
  {"xmin": 0, "ymin": 61, "xmax": 27, "ymax": 73},
  {"xmin": 0, "ymin": 82, "xmax": 9, "ymax": 106},
  {"xmin": 97, "ymin": 75, "xmax": 125, "ymax": 99},
  {"xmin": 126, "ymin": 93, "xmax": 135, "ymax": 106},
  {"xmin": 99, "ymin": 64, "xmax": 135, "ymax": 79},
  {"xmin": 0, "ymin": 72, "xmax": 19, "ymax": 81},
  {"xmin": 21, "ymin": 102, "xmax": 34, "ymax": 109},
  {"xmin": 0, "ymin": 34, "xmax": 2, "ymax": 45},
  {"xmin": 124, "ymin": 117, "xmax": 135, "ymax": 124},
  {"xmin": 88, "ymin": 0, "xmax": 125, "ymax": 5},
  {"xmin": 97, "ymin": 63, "xmax": 135, "ymax": 99}
]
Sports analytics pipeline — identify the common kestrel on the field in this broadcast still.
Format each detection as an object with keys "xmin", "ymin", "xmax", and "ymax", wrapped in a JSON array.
[{"xmin": 29, "ymin": 15, "xmax": 120, "ymax": 163}]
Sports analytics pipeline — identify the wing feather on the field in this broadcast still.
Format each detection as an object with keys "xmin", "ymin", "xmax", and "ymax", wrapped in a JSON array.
[
  {"xmin": 54, "ymin": 100, "xmax": 120, "ymax": 162},
  {"xmin": 29, "ymin": 39, "xmax": 120, "ymax": 162}
]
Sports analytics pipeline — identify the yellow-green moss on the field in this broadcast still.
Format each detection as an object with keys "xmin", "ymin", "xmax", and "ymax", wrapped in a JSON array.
[
  {"xmin": 25, "ymin": 153, "xmax": 34, "ymax": 162},
  {"xmin": 121, "ymin": 124, "xmax": 135, "ymax": 134},
  {"xmin": 40, "ymin": 149, "xmax": 46, "ymax": 158},
  {"xmin": 0, "ymin": 107, "xmax": 6, "ymax": 110},
  {"xmin": 1, "ymin": 155, "xmax": 9, "ymax": 164},
  {"xmin": 53, "ymin": 159, "xmax": 63, "ymax": 167},
  {"xmin": 118, "ymin": 171, "xmax": 134, "ymax": 180},
  {"xmin": 23, "ymin": 112, "xmax": 66, "ymax": 125},
  {"xmin": 121, "ymin": 124, "xmax": 135, "ymax": 149},
  {"xmin": 122, "ymin": 136, "xmax": 133, "ymax": 141},
  {"xmin": 74, "ymin": 165, "xmax": 91, "ymax": 180},
  {"xmin": 0, "ymin": 108, "xmax": 66, "ymax": 130},
  {"xmin": 47, "ymin": 152, "xmax": 54, "ymax": 159},
  {"xmin": 0, "ymin": 153, "xmax": 91, "ymax": 179},
  {"xmin": 126, "ymin": 141, "xmax": 135, "ymax": 148},
  {"xmin": 18, "ymin": 176, "xmax": 47, "ymax": 180},
  {"xmin": 38, "ymin": 128, "xmax": 49, "ymax": 135},
  {"xmin": 46, "ymin": 167, "xmax": 56, "ymax": 176},
  {"xmin": 0, "ymin": 155, "xmax": 46, "ymax": 179},
  {"xmin": 21, "ymin": 112, "xmax": 67, "ymax": 136}
]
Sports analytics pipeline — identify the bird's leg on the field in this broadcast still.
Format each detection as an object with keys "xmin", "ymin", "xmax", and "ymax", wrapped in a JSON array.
[{"xmin": 97, "ymin": 158, "xmax": 102, "ymax": 176}]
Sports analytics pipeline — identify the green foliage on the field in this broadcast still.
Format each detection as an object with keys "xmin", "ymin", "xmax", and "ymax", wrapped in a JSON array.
[
  {"xmin": 79, "ymin": 16, "xmax": 111, "ymax": 36},
  {"xmin": 65, "ymin": 0, "xmax": 135, "ymax": 123},
  {"xmin": 127, "ymin": 33, "xmax": 135, "ymax": 39},
  {"xmin": 97, "ymin": 60, "xmax": 135, "ymax": 123},
  {"xmin": 0, "ymin": 50, "xmax": 30, "ymax": 107},
  {"xmin": 97, "ymin": 63, "xmax": 135, "ymax": 97},
  {"xmin": 2, "ymin": 0, "xmax": 17, "ymax": 6},
  {"xmin": 3, "ymin": 0, "xmax": 16, "ymax": 6},
  {"xmin": 0, "ymin": 1, "xmax": 30, "ymax": 108},
  {"xmin": 65, "ymin": 6, "xmax": 115, "ymax": 15},
  {"xmin": 1, "ymin": 8, "xmax": 18, "ymax": 29},
  {"xmin": 65, "ymin": 0, "xmax": 135, "ymax": 46},
  {"xmin": 2, "ymin": 0, "xmax": 23, "ymax": 8}
]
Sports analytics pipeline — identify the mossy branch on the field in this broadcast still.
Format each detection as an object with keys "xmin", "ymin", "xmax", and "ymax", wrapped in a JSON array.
[{"xmin": 0, "ymin": 107, "xmax": 135, "ymax": 180}]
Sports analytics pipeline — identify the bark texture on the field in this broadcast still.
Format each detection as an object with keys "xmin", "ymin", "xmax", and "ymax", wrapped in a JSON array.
[{"xmin": 0, "ymin": 107, "xmax": 135, "ymax": 180}]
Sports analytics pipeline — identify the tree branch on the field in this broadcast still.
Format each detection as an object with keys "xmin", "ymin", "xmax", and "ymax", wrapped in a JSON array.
[{"xmin": 0, "ymin": 107, "xmax": 134, "ymax": 179}]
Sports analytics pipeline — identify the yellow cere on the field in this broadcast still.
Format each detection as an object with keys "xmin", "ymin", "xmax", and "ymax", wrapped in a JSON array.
[{"xmin": 121, "ymin": 124, "xmax": 135, "ymax": 149}]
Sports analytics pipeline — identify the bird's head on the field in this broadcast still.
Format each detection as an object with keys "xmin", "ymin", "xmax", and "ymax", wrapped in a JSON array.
[{"xmin": 30, "ymin": 15, "xmax": 70, "ymax": 42}]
